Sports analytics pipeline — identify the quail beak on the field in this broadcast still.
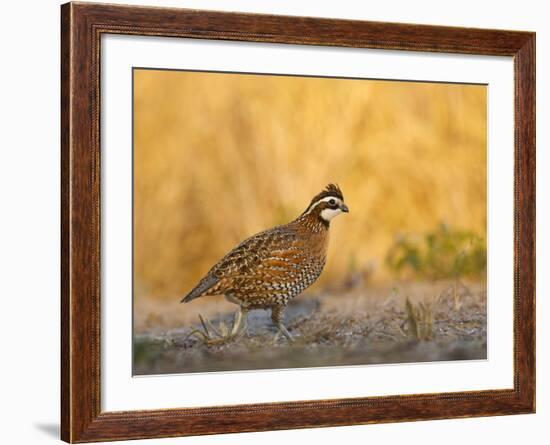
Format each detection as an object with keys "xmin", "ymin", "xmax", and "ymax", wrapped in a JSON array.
[{"xmin": 340, "ymin": 203, "xmax": 349, "ymax": 213}]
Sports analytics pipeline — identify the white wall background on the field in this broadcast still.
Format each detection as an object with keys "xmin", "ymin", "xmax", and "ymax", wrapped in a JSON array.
[{"xmin": 0, "ymin": 1, "xmax": 546, "ymax": 444}]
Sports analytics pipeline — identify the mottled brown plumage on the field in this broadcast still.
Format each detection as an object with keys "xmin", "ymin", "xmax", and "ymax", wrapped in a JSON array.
[{"xmin": 181, "ymin": 184, "xmax": 349, "ymax": 340}]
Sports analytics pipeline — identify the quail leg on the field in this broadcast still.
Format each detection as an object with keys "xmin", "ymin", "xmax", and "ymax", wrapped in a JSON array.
[
  {"xmin": 229, "ymin": 308, "xmax": 242, "ymax": 336},
  {"xmin": 271, "ymin": 305, "xmax": 294, "ymax": 342},
  {"xmin": 230, "ymin": 307, "xmax": 249, "ymax": 338}
]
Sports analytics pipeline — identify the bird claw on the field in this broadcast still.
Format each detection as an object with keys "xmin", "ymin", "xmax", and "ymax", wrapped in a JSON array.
[
  {"xmin": 186, "ymin": 311, "xmax": 246, "ymax": 346},
  {"xmin": 272, "ymin": 326, "xmax": 295, "ymax": 344}
]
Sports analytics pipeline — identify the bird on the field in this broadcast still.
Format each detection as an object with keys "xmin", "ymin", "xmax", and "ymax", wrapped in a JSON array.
[{"xmin": 181, "ymin": 184, "xmax": 349, "ymax": 342}]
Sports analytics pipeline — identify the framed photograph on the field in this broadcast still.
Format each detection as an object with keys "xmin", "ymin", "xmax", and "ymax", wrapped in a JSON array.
[{"xmin": 61, "ymin": 2, "xmax": 535, "ymax": 442}]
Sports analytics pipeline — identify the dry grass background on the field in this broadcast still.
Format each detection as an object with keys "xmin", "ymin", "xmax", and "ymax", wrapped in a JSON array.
[{"xmin": 133, "ymin": 69, "xmax": 486, "ymax": 312}]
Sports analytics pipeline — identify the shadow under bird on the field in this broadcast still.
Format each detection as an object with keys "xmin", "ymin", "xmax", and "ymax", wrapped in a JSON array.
[{"xmin": 181, "ymin": 184, "xmax": 349, "ymax": 342}]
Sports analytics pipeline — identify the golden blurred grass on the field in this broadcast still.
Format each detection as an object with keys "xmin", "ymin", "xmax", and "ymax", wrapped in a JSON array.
[{"xmin": 134, "ymin": 69, "xmax": 486, "ymax": 301}]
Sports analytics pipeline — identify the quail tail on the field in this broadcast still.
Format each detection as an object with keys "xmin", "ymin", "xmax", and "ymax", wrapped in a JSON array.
[{"xmin": 180, "ymin": 274, "xmax": 219, "ymax": 303}]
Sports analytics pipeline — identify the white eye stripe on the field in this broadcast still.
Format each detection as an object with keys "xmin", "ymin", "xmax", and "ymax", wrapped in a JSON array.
[
  {"xmin": 321, "ymin": 196, "xmax": 341, "ymax": 204},
  {"xmin": 303, "ymin": 196, "xmax": 343, "ymax": 216},
  {"xmin": 315, "ymin": 196, "xmax": 343, "ymax": 208}
]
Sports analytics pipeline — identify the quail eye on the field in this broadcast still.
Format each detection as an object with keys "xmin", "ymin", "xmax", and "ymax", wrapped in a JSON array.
[{"xmin": 329, "ymin": 199, "xmax": 336, "ymax": 205}]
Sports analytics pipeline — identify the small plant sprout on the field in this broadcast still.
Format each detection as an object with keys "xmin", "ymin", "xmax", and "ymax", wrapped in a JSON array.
[
  {"xmin": 405, "ymin": 297, "xmax": 434, "ymax": 341},
  {"xmin": 186, "ymin": 310, "xmax": 247, "ymax": 346}
]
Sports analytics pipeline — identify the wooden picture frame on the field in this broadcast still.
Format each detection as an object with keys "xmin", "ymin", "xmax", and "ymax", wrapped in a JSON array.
[{"xmin": 61, "ymin": 2, "xmax": 535, "ymax": 442}]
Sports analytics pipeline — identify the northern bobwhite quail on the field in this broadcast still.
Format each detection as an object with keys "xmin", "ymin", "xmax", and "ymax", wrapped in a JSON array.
[{"xmin": 181, "ymin": 184, "xmax": 349, "ymax": 341}]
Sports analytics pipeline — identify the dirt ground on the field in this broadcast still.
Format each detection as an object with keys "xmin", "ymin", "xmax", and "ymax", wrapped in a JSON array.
[{"xmin": 133, "ymin": 280, "xmax": 486, "ymax": 375}]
